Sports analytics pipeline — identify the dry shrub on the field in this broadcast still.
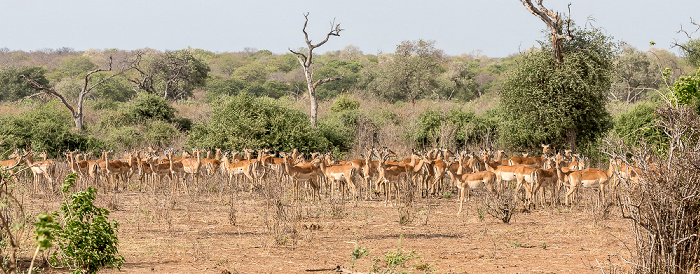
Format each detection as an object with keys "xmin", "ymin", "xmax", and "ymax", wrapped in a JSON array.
[
  {"xmin": 480, "ymin": 188, "xmax": 517, "ymax": 224},
  {"xmin": 479, "ymin": 187, "xmax": 518, "ymax": 224},
  {"xmin": 609, "ymin": 106, "xmax": 700, "ymax": 273}
]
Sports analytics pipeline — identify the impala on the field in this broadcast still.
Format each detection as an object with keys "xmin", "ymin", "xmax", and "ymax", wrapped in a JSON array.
[
  {"xmin": 427, "ymin": 149, "xmax": 449, "ymax": 196},
  {"xmin": 374, "ymin": 150, "xmax": 409, "ymax": 205},
  {"xmin": 485, "ymin": 160, "xmax": 523, "ymax": 193},
  {"xmin": 181, "ymin": 148, "xmax": 203, "ymax": 189},
  {"xmin": 565, "ymin": 160, "xmax": 615, "ymax": 206},
  {"xmin": 610, "ymin": 158, "xmax": 642, "ymax": 190},
  {"xmin": 0, "ymin": 149, "xmax": 21, "ymax": 169},
  {"xmin": 529, "ymin": 156, "xmax": 560, "ymax": 207},
  {"xmin": 281, "ymin": 152, "xmax": 321, "ymax": 201},
  {"xmin": 166, "ymin": 149, "xmax": 187, "ymax": 193},
  {"xmin": 374, "ymin": 148, "xmax": 426, "ymax": 205},
  {"xmin": 519, "ymin": 144, "xmax": 553, "ymax": 168},
  {"xmin": 362, "ymin": 149, "xmax": 379, "ymax": 199},
  {"xmin": 513, "ymin": 164, "xmax": 539, "ymax": 208},
  {"xmin": 23, "ymin": 150, "xmax": 56, "ymax": 193},
  {"xmin": 485, "ymin": 150, "xmax": 509, "ymax": 166},
  {"xmin": 319, "ymin": 154, "xmax": 358, "ymax": 200},
  {"xmin": 107, "ymin": 150, "xmax": 131, "ymax": 191},
  {"xmin": 453, "ymin": 170, "xmax": 497, "ymax": 214},
  {"xmin": 146, "ymin": 155, "xmax": 174, "ymax": 191},
  {"xmin": 508, "ymin": 152, "xmax": 529, "ymax": 166},
  {"xmin": 220, "ymin": 151, "xmax": 258, "ymax": 190}
]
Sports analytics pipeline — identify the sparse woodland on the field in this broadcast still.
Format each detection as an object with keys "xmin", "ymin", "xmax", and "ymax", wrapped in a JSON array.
[{"xmin": 0, "ymin": 7, "xmax": 699, "ymax": 274}]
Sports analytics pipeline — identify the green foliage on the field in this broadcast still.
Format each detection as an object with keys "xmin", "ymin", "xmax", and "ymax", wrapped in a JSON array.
[
  {"xmin": 48, "ymin": 174, "xmax": 124, "ymax": 273},
  {"xmin": 671, "ymin": 68, "xmax": 700, "ymax": 113},
  {"xmin": 364, "ymin": 40, "xmax": 445, "ymax": 103},
  {"xmin": 351, "ymin": 245, "xmax": 370, "ymax": 261},
  {"xmin": 613, "ymin": 103, "xmax": 665, "ymax": 147},
  {"xmin": 0, "ymin": 66, "xmax": 49, "ymax": 101},
  {"xmin": 434, "ymin": 60, "xmax": 479, "ymax": 101},
  {"xmin": 0, "ymin": 102, "xmax": 103, "ymax": 157},
  {"xmin": 49, "ymin": 55, "xmax": 97, "ymax": 81},
  {"xmin": 204, "ymin": 76, "xmax": 249, "ymax": 102},
  {"xmin": 127, "ymin": 92, "xmax": 176, "ymax": 122},
  {"xmin": 413, "ymin": 110, "xmax": 446, "ymax": 147},
  {"xmin": 89, "ymin": 75, "xmax": 134, "ymax": 102},
  {"xmin": 498, "ymin": 23, "xmax": 615, "ymax": 150},
  {"xmin": 231, "ymin": 62, "xmax": 268, "ymax": 82},
  {"xmin": 678, "ymin": 39, "xmax": 700, "ymax": 68},
  {"xmin": 144, "ymin": 120, "xmax": 179, "ymax": 147},
  {"xmin": 132, "ymin": 49, "xmax": 210, "ymax": 100},
  {"xmin": 611, "ymin": 44, "xmax": 660, "ymax": 103},
  {"xmin": 330, "ymin": 95, "xmax": 360, "ymax": 112},
  {"xmin": 370, "ymin": 245, "xmax": 426, "ymax": 273},
  {"xmin": 314, "ymin": 60, "xmax": 362, "ymax": 100},
  {"xmin": 34, "ymin": 213, "xmax": 61, "ymax": 251},
  {"xmin": 412, "ymin": 108, "xmax": 496, "ymax": 148},
  {"xmin": 187, "ymin": 94, "xmax": 349, "ymax": 153}
]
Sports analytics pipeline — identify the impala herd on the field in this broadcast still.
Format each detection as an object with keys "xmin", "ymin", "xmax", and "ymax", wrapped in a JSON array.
[{"xmin": 0, "ymin": 144, "xmax": 643, "ymax": 214}]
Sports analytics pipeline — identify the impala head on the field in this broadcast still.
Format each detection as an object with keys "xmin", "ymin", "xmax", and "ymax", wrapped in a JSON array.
[
  {"xmin": 522, "ymin": 152, "xmax": 529, "ymax": 158},
  {"xmin": 578, "ymin": 156, "xmax": 587, "ymax": 170},
  {"xmin": 541, "ymin": 144, "xmax": 553, "ymax": 155}
]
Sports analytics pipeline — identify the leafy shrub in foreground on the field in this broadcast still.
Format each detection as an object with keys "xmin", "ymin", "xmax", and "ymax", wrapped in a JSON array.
[{"xmin": 47, "ymin": 174, "xmax": 124, "ymax": 273}]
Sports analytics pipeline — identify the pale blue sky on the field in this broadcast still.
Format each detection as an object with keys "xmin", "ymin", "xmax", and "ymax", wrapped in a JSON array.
[{"xmin": 1, "ymin": 0, "xmax": 698, "ymax": 57}]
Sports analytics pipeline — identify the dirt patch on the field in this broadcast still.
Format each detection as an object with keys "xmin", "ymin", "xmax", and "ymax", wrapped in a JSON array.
[{"xmin": 25, "ymin": 188, "xmax": 633, "ymax": 273}]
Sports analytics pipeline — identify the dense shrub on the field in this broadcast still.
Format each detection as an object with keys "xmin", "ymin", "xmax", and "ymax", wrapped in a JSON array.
[
  {"xmin": 187, "ymin": 94, "xmax": 349, "ymax": 153},
  {"xmin": 204, "ymin": 76, "xmax": 249, "ymax": 102},
  {"xmin": 144, "ymin": 120, "xmax": 179, "ymax": 147},
  {"xmin": 0, "ymin": 66, "xmax": 49, "ymax": 102},
  {"xmin": 613, "ymin": 103, "xmax": 665, "ymax": 147},
  {"xmin": 48, "ymin": 174, "xmax": 124, "ymax": 273},
  {"xmin": 411, "ymin": 109, "xmax": 487, "ymax": 148},
  {"xmin": 330, "ymin": 95, "xmax": 360, "ymax": 112},
  {"xmin": 671, "ymin": 67, "xmax": 700, "ymax": 114},
  {"xmin": 127, "ymin": 93, "xmax": 175, "ymax": 122},
  {"xmin": 0, "ymin": 103, "xmax": 103, "ymax": 157}
]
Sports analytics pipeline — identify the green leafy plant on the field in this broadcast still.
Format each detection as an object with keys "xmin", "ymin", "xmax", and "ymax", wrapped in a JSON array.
[
  {"xmin": 30, "ymin": 213, "xmax": 62, "ymax": 272},
  {"xmin": 48, "ymin": 174, "xmax": 124, "ymax": 273},
  {"xmin": 351, "ymin": 244, "xmax": 370, "ymax": 261}
]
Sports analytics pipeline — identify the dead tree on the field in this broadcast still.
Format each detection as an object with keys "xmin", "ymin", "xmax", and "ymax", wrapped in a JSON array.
[
  {"xmin": 289, "ymin": 13, "xmax": 344, "ymax": 127},
  {"xmin": 21, "ymin": 56, "xmax": 129, "ymax": 131},
  {"xmin": 519, "ymin": 0, "xmax": 573, "ymax": 63}
]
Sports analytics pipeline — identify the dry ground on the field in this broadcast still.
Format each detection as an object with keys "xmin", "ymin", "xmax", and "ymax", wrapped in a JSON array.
[{"xmin": 20, "ymin": 180, "xmax": 633, "ymax": 274}]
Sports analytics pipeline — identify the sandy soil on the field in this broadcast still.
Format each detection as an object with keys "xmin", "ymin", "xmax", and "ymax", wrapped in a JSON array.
[{"xmin": 19, "ymin": 186, "xmax": 632, "ymax": 274}]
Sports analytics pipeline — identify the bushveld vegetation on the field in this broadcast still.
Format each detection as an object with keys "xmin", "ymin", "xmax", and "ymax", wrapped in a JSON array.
[{"xmin": 0, "ymin": 5, "xmax": 699, "ymax": 273}]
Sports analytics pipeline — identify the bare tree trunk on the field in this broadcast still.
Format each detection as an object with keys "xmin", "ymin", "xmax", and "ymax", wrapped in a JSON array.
[
  {"xmin": 289, "ymin": 13, "xmax": 344, "ymax": 128},
  {"xmin": 519, "ymin": 0, "xmax": 573, "ymax": 63},
  {"xmin": 21, "ymin": 56, "xmax": 128, "ymax": 131}
]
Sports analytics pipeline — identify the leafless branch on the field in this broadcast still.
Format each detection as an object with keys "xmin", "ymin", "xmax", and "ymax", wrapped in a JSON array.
[
  {"xmin": 19, "ymin": 74, "xmax": 78, "ymax": 117},
  {"xmin": 312, "ymin": 74, "xmax": 344, "ymax": 89}
]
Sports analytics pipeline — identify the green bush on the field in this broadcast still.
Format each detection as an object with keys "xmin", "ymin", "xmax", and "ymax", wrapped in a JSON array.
[
  {"xmin": 330, "ymin": 95, "xmax": 360, "ymax": 112},
  {"xmin": 47, "ymin": 174, "xmax": 124, "ymax": 273},
  {"xmin": 613, "ymin": 103, "xmax": 665, "ymax": 147},
  {"xmin": 204, "ymin": 76, "xmax": 249, "ymax": 103},
  {"xmin": 127, "ymin": 93, "xmax": 175, "ymax": 122},
  {"xmin": 144, "ymin": 120, "xmax": 179, "ymax": 147},
  {"xmin": 412, "ymin": 109, "xmax": 480, "ymax": 148},
  {"xmin": 0, "ymin": 102, "xmax": 102, "ymax": 157},
  {"xmin": 187, "ymin": 94, "xmax": 348, "ymax": 153},
  {"xmin": 0, "ymin": 66, "xmax": 49, "ymax": 102},
  {"xmin": 672, "ymin": 68, "xmax": 700, "ymax": 114}
]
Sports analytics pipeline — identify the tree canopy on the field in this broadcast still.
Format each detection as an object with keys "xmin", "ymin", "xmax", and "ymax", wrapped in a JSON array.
[{"xmin": 498, "ymin": 22, "xmax": 616, "ymax": 150}]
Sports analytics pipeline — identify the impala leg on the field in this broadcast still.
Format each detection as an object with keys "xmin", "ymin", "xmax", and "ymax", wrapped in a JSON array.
[{"xmin": 458, "ymin": 187, "xmax": 465, "ymax": 215}]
